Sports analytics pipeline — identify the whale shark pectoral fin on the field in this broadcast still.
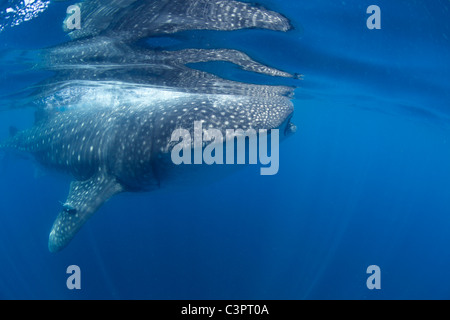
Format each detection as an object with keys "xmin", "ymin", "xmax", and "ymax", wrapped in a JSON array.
[{"xmin": 48, "ymin": 172, "xmax": 124, "ymax": 253}]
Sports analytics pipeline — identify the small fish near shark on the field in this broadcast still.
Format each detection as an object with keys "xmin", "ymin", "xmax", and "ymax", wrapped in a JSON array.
[{"xmin": 0, "ymin": 0, "xmax": 299, "ymax": 252}]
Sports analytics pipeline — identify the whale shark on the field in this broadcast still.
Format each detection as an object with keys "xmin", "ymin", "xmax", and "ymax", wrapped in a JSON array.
[{"xmin": 0, "ymin": 0, "xmax": 299, "ymax": 252}]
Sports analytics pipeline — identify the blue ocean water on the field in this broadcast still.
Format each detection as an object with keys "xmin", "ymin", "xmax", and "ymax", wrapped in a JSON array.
[{"xmin": 0, "ymin": 0, "xmax": 449, "ymax": 300}]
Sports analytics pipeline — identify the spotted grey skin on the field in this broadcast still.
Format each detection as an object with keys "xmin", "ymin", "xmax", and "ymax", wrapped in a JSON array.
[
  {"xmin": 0, "ymin": 0, "xmax": 299, "ymax": 252},
  {"xmin": 1, "ymin": 91, "xmax": 294, "ymax": 252},
  {"xmin": 66, "ymin": 0, "xmax": 292, "ymax": 41},
  {"xmin": 32, "ymin": 45, "xmax": 298, "ymax": 116}
]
